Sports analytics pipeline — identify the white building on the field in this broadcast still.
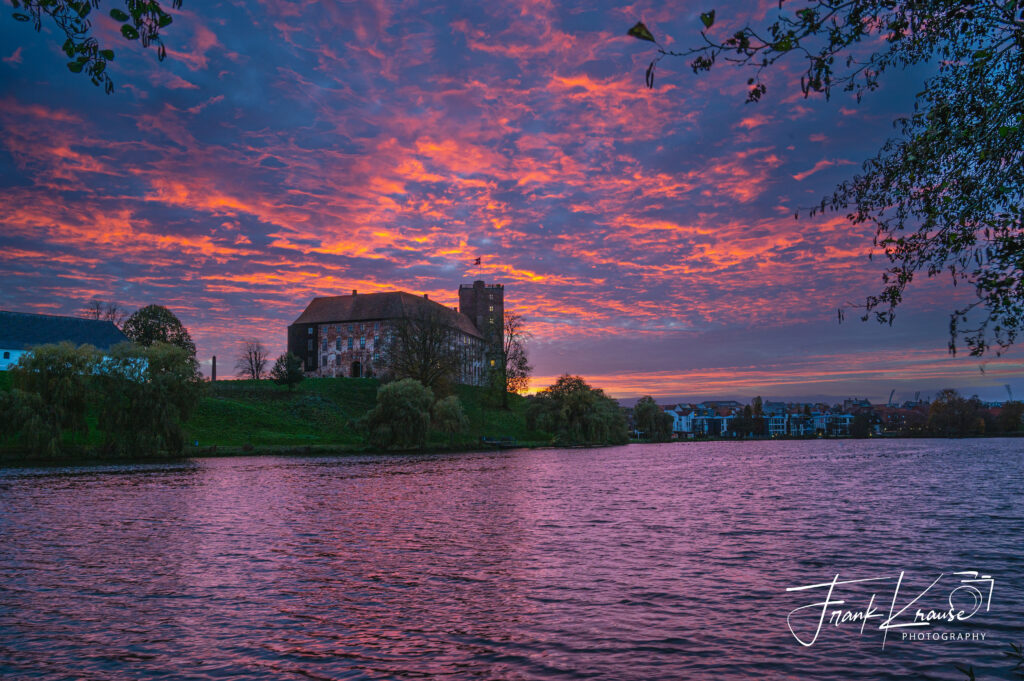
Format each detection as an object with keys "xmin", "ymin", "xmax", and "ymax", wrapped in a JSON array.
[{"xmin": 0, "ymin": 310, "xmax": 128, "ymax": 370}]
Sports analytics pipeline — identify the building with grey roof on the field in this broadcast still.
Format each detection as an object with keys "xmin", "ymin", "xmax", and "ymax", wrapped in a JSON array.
[{"xmin": 0, "ymin": 310, "xmax": 129, "ymax": 370}]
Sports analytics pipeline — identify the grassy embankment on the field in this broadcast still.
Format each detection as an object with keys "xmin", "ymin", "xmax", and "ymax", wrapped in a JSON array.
[
  {"xmin": 0, "ymin": 371, "xmax": 551, "ymax": 456},
  {"xmin": 193, "ymin": 378, "xmax": 553, "ymax": 453}
]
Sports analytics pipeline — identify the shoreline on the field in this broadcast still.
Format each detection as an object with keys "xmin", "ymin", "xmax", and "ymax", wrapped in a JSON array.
[{"xmin": 1, "ymin": 433, "xmax": 1021, "ymax": 468}]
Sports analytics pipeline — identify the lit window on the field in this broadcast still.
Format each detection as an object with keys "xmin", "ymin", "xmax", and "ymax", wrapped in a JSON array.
[
  {"xmin": 490, "ymin": 359, "xmax": 495, "ymax": 366},
  {"xmin": 488, "ymin": 305, "xmax": 493, "ymax": 312}
]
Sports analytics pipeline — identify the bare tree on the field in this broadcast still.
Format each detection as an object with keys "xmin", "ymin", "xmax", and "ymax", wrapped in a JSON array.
[
  {"xmin": 497, "ymin": 310, "xmax": 532, "ymax": 406},
  {"xmin": 235, "ymin": 340, "xmax": 269, "ymax": 381},
  {"xmin": 380, "ymin": 306, "xmax": 469, "ymax": 395},
  {"xmin": 82, "ymin": 300, "xmax": 126, "ymax": 328}
]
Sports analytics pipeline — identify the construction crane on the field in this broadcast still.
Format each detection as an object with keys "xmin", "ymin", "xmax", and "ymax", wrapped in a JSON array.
[
  {"xmin": 1006, "ymin": 384, "xmax": 1014, "ymax": 403},
  {"xmin": 888, "ymin": 389, "xmax": 896, "ymax": 407},
  {"xmin": 915, "ymin": 391, "xmax": 921, "ymax": 404}
]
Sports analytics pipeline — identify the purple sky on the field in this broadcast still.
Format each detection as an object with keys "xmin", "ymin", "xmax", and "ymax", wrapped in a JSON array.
[{"xmin": 1, "ymin": 0, "xmax": 1022, "ymax": 403}]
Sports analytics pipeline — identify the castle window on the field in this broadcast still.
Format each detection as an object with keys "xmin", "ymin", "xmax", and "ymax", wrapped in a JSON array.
[
  {"xmin": 374, "ymin": 335, "xmax": 379, "ymax": 346},
  {"xmin": 335, "ymin": 355, "xmax": 342, "ymax": 366},
  {"xmin": 308, "ymin": 327, "xmax": 313, "ymax": 336},
  {"xmin": 488, "ymin": 305, "xmax": 493, "ymax": 312},
  {"xmin": 374, "ymin": 322, "xmax": 380, "ymax": 331},
  {"xmin": 307, "ymin": 339, "xmax": 313, "ymax": 351},
  {"xmin": 2, "ymin": 352, "xmax": 8, "ymax": 359},
  {"xmin": 335, "ymin": 339, "xmax": 341, "ymax": 351},
  {"xmin": 360, "ymin": 337, "xmax": 366, "ymax": 349},
  {"xmin": 321, "ymin": 355, "xmax": 327, "ymax": 366},
  {"xmin": 348, "ymin": 338, "xmax": 353, "ymax": 350},
  {"xmin": 348, "ymin": 324, "xmax": 353, "ymax": 333},
  {"xmin": 321, "ymin": 339, "xmax": 328, "ymax": 351}
]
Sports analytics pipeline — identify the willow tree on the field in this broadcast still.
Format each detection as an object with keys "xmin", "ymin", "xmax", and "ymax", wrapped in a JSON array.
[
  {"xmin": 11, "ymin": 342, "xmax": 98, "ymax": 455},
  {"xmin": 630, "ymin": 2, "xmax": 1024, "ymax": 356},
  {"xmin": 527, "ymin": 375, "xmax": 629, "ymax": 446},
  {"xmin": 95, "ymin": 341, "xmax": 201, "ymax": 457}
]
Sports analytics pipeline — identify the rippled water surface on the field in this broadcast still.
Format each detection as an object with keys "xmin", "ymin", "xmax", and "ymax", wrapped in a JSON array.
[{"xmin": 1, "ymin": 439, "xmax": 1022, "ymax": 680}]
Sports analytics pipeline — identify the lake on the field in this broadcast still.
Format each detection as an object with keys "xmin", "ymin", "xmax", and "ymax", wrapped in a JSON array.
[{"xmin": 1, "ymin": 439, "xmax": 1022, "ymax": 680}]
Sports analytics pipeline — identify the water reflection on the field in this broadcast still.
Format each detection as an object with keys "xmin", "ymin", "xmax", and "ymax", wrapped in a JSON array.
[{"xmin": 1, "ymin": 440, "xmax": 1022, "ymax": 679}]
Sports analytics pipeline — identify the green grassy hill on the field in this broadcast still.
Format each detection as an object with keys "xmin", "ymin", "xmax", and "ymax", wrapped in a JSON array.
[
  {"xmin": 186, "ymin": 378, "xmax": 549, "ymax": 453},
  {"xmin": 1, "ymin": 371, "xmax": 550, "ymax": 457}
]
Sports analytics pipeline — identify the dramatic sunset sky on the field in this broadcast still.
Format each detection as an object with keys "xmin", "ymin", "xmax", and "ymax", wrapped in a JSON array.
[{"xmin": 2, "ymin": 0, "xmax": 1022, "ymax": 402}]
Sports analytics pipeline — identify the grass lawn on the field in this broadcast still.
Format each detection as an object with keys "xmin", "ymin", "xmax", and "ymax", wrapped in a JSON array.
[
  {"xmin": 185, "ymin": 378, "xmax": 549, "ymax": 450},
  {"xmin": 1, "ymin": 371, "xmax": 551, "ymax": 457}
]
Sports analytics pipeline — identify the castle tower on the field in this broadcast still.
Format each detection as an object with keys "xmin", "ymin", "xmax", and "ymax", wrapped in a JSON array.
[{"xmin": 459, "ymin": 280, "xmax": 504, "ymax": 368}]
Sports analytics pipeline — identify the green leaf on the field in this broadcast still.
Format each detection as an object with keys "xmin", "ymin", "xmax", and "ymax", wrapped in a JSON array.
[
  {"xmin": 121, "ymin": 24, "xmax": 139, "ymax": 40},
  {"xmin": 99, "ymin": 49, "xmax": 114, "ymax": 60},
  {"xmin": 700, "ymin": 10, "xmax": 715, "ymax": 29},
  {"xmin": 110, "ymin": 9, "xmax": 130, "ymax": 21},
  {"xmin": 627, "ymin": 21, "xmax": 656, "ymax": 43},
  {"xmin": 67, "ymin": 61, "xmax": 83, "ymax": 73},
  {"xmin": 158, "ymin": 13, "xmax": 173, "ymax": 27},
  {"xmin": 998, "ymin": 125, "xmax": 1018, "ymax": 138},
  {"xmin": 12, "ymin": 12, "xmax": 31, "ymax": 21}
]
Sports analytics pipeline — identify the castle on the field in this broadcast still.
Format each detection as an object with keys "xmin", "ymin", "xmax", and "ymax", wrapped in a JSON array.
[{"xmin": 287, "ymin": 281, "xmax": 504, "ymax": 385}]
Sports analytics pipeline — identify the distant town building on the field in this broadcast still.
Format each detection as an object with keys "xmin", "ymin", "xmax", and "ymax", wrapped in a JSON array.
[
  {"xmin": 287, "ymin": 281, "xmax": 504, "ymax": 385},
  {"xmin": 0, "ymin": 310, "xmax": 128, "ymax": 370}
]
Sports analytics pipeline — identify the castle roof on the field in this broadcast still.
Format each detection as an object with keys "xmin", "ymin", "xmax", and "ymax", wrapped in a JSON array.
[
  {"xmin": 0, "ymin": 310, "xmax": 128, "ymax": 351},
  {"xmin": 291, "ymin": 292, "xmax": 483, "ymax": 339}
]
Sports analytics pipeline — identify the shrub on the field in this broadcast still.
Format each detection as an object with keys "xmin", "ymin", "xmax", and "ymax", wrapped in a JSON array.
[
  {"xmin": 362, "ymin": 378, "xmax": 433, "ymax": 450},
  {"xmin": 432, "ymin": 395, "xmax": 469, "ymax": 445}
]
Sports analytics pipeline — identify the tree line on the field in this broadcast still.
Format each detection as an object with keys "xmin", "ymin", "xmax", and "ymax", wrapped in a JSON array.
[
  {"xmin": 0, "ymin": 340, "xmax": 199, "ymax": 459},
  {"xmin": 2, "ymin": 299, "xmax": 634, "ymax": 456},
  {"xmin": 1, "ymin": 303, "xmax": 202, "ymax": 459}
]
